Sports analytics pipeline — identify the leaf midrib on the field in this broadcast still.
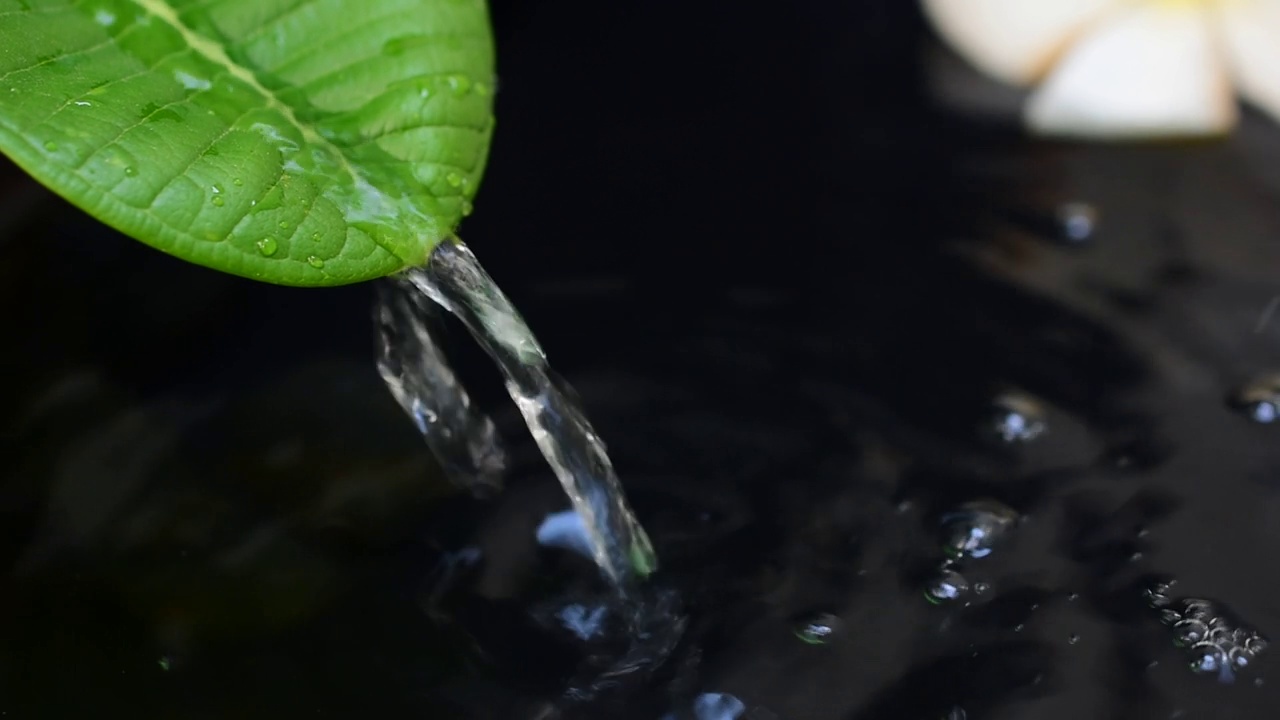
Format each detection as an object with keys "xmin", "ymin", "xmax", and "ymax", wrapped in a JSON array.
[{"xmin": 131, "ymin": 0, "xmax": 410, "ymax": 261}]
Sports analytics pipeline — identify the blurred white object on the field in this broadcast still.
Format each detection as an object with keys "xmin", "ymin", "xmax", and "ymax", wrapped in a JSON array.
[{"xmin": 922, "ymin": 0, "xmax": 1280, "ymax": 139}]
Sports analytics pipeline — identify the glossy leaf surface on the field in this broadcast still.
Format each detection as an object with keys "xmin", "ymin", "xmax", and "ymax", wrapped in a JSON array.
[{"xmin": 0, "ymin": 0, "xmax": 495, "ymax": 285}]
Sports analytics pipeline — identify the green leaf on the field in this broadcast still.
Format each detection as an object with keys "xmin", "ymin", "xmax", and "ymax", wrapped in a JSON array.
[{"xmin": 0, "ymin": 0, "xmax": 495, "ymax": 286}]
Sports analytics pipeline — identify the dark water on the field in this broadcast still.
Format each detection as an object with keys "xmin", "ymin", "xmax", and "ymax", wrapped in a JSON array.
[{"xmin": 3, "ymin": 1, "xmax": 1280, "ymax": 718}]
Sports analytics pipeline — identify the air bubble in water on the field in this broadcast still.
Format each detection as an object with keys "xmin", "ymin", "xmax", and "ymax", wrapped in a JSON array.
[
  {"xmin": 794, "ymin": 612, "xmax": 842, "ymax": 645},
  {"xmin": 925, "ymin": 568, "xmax": 970, "ymax": 604},
  {"xmin": 987, "ymin": 392, "xmax": 1047, "ymax": 443},
  {"xmin": 1230, "ymin": 374, "xmax": 1280, "ymax": 424},
  {"xmin": 1189, "ymin": 642, "xmax": 1228, "ymax": 675},
  {"xmin": 1143, "ymin": 576, "xmax": 1177, "ymax": 608},
  {"xmin": 1172, "ymin": 619, "xmax": 1208, "ymax": 647},
  {"xmin": 940, "ymin": 499, "xmax": 1019, "ymax": 559},
  {"xmin": 1228, "ymin": 645, "xmax": 1257, "ymax": 671},
  {"xmin": 662, "ymin": 693, "xmax": 747, "ymax": 720},
  {"xmin": 1057, "ymin": 202, "xmax": 1098, "ymax": 243}
]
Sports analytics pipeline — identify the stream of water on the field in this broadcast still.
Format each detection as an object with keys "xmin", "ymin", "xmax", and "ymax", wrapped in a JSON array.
[
  {"xmin": 374, "ymin": 278, "xmax": 506, "ymax": 497},
  {"xmin": 378, "ymin": 237, "xmax": 658, "ymax": 592}
]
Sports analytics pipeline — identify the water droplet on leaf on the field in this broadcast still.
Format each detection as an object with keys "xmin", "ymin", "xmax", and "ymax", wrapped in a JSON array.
[
  {"xmin": 256, "ymin": 237, "xmax": 278, "ymax": 256},
  {"xmin": 447, "ymin": 74, "xmax": 471, "ymax": 95},
  {"xmin": 211, "ymin": 196, "xmax": 224, "ymax": 207},
  {"xmin": 307, "ymin": 255, "xmax": 325, "ymax": 269}
]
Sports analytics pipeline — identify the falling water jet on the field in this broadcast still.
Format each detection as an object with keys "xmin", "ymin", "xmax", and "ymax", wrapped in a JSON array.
[
  {"xmin": 375, "ymin": 278, "xmax": 507, "ymax": 497},
  {"xmin": 402, "ymin": 237, "xmax": 657, "ymax": 591}
]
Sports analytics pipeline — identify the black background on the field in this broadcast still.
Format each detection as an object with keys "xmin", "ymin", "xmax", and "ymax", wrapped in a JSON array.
[{"xmin": 3, "ymin": 1, "xmax": 1280, "ymax": 719}]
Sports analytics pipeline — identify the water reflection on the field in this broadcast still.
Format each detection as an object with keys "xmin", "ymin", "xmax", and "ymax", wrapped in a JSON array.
[{"xmin": 4, "ymin": 11, "xmax": 1280, "ymax": 717}]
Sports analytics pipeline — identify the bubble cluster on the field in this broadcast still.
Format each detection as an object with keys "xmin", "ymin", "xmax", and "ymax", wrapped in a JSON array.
[
  {"xmin": 921, "ymin": 500, "xmax": 1022, "ymax": 605},
  {"xmin": 1145, "ymin": 579, "xmax": 1269, "ymax": 682}
]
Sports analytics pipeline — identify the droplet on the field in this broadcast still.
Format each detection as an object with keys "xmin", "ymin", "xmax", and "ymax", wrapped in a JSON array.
[
  {"xmin": 925, "ymin": 569, "xmax": 970, "ymax": 604},
  {"xmin": 1230, "ymin": 374, "xmax": 1280, "ymax": 424},
  {"xmin": 461, "ymin": 199, "xmax": 474, "ymax": 217},
  {"xmin": 307, "ymin": 255, "xmax": 325, "ymax": 269},
  {"xmin": 43, "ymin": 140, "xmax": 57, "ymax": 151},
  {"xmin": 1188, "ymin": 642, "xmax": 1227, "ymax": 675},
  {"xmin": 447, "ymin": 74, "xmax": 472, "ymax": 95},
  {"xmin": 445, "ymin": 172, "xmax": 464, "ymax": 188},
  {"xmin": 794, "ymin": 612, "xmax": 842, "ymax": 645},
  {"xmin": 1172, "ymin": 619, "xmax": 1208, "ymax": 647},
  {"xmin": 1180, "ymin": 598, "xmax": 1217, "ymax": 621},
  {"xmin": 686, "ymin": 693, "xmax": 746, "ymax": 720},
  {"xmin": 123, "ymin": 166, "xmax": 137, "ymax": 177},
  {"xmin": 1144, "ymin": 576, "xmax": 1178, "ymax": 606},
  {"xmin": 232, "ymin": 177, "xmax": 243, "ymax": 186},
  {"xmin": 987, "ymin": 392, "xmax": 1048, "ymax": 444},
  {"xmin": 1228, "ymin": 645, "xmax": 1256, "ymax": 671},
  {"xmin": 1245, "ymin": 634, "xmax": 1269, "ymax": 655},
  {"xmin": 940, "ymin": 499, "xmax": 1019, "ymax": 559},
  {"xmin": 256, "ymin": 237, "xmax": 278, "ymax": 256},
  {"xmin": 211, "ymin": 196, "xmax": 224, "ymax": 207},
  {"xmin": 1057, "ymin": 202, "xmax": 1098, "ymax": 243},
  {"xmin": 310, "ymin": 232, "xmax": 320, "ymax": 241}
]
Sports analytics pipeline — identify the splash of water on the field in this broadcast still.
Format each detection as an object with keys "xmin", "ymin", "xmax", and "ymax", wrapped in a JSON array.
[
  {"xmin": 400, "ymin": 237, "xmax": 657, "ymax": 590},
  {"xmin": 374, "ymin": 277, "xmax": 506, "ymax": 497}
]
